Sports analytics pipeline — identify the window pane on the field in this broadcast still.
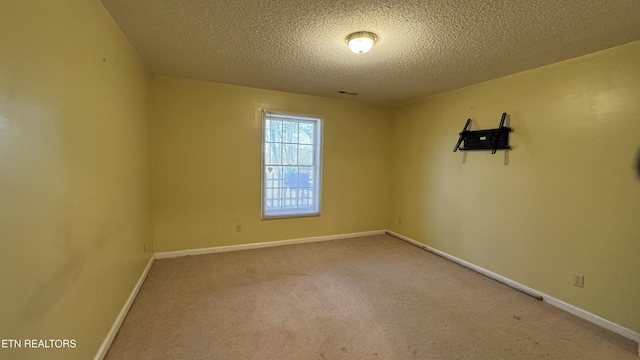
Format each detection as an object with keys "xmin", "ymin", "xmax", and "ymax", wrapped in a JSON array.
[
  {"xmin": 283, "ymin": 144, "xmax": 298, "ymax": 165},
  {"xmin": 265, "ymin": 166, "xmax": 282, "ymax": 188},
  {"xmin": 299, "ymin": 167, "xmax": 313, "ymax": 187},
  {"xmin": 265, "ymin": 120, "xmax": 283, "ymax": 143},
  {"xmin": 284, "ymin": 166, "xmax": 298, "ymax": 187},
  {"xmin": 265, "ymin": 143, "xmax": 282, "ymax": 165},
  {"xmin": 297, "ymin": 188, "xmax": 314, "ymax": 207},
  {"xmin": 265, "ymin": 188, "xmax": 274, "ymax": 208},
  {"xmin": 298, "ymin": 145, "xmax": 313, "ymax": 165},
  {"xmin": 298, "ymin": 122, "xmax": 314, "ymax": 144},
  {"xmin": 283, "ymin": 121, "xmax": 298, "ymax": 143}
]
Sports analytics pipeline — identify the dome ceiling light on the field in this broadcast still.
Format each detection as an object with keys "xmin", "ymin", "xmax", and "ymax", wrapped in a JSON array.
[{"xmin": 345, "ymin": 31, "xmax": 378, "ymax": 54}]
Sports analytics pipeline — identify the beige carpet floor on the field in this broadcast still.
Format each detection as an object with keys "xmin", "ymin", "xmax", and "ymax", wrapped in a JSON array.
[{"xmin": 105, "ymin": 234, "xmax": 637, "ymax": 359}]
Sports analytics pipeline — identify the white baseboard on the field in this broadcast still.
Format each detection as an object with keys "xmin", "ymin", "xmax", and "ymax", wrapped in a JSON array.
[
  {"xmin": 386, "ymin": 230, "xmax": 640, "ymax": 355},
  {"xmin": 155, "ymin": 230, "xmax": 386, "ymax": 259},
  {"xmin": 94, "ymin": 255, "xmax": 155, "ymax": 360}
]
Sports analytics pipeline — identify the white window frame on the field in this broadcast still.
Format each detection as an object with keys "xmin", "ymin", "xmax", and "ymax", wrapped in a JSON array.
[{"xmin": 261, "ymin": 110, "xmax": 323, "ymax": 219}]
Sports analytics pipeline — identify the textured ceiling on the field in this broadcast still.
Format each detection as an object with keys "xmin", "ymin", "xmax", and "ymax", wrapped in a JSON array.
[{"xmin": 100, "ymin": 0, "xmax": 640, "ymax": 106}]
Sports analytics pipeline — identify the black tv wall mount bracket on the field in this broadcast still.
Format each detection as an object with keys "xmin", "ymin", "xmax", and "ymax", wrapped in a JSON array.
[{"xmin": 453, "ymin": 112, "xmax": 513, "ymax": 154}]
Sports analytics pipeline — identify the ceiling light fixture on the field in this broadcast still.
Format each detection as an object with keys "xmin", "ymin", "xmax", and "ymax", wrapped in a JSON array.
[{"xmin": 345, "ymin": 31, "xmax": 378, "ymax": 54}]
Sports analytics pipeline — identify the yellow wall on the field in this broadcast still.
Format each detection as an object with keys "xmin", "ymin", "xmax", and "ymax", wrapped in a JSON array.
[
  {"xmin": 389, "ymin": 42, "xmax": 640, "ymax": 333},
  {"xmin": 151, "ymin": 76, "xmax": 391, "ymax": 252},
  {"xmin": 0, "ymin": 1, "xmax": 153, "ymax": 359}
]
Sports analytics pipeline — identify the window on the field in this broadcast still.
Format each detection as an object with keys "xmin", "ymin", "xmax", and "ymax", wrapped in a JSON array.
[{"xmin": 262, "ymin": 111, "xmax": 322, "ymax": 218}]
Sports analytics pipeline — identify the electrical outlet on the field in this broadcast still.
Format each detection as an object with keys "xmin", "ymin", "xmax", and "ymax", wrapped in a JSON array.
[
  {"xmin": 398, "ymin": 217, "xmax": 402, "ymax": 224},
  {"xmin": 235, "ymin": 224, "xmax": 241, "ymax": 232},
  {"xmin": 573, "ymin": 274, "xmax": 584, "ymax": 288}
]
